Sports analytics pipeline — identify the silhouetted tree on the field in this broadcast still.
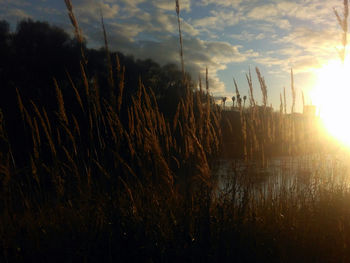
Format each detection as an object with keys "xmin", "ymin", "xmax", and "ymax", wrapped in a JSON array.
[
  {"xmin": 11, "ymin": 19, "xmax": 82, "ymax": 106},
  {"xmin": 243, "ymin": 95, "xmax": 247, "ymax": 108},
  {"xmin": 237, "ymin": 94, "xmax": 242, "ymax": 108},
  {"xmin": 0, "ymin": 18, "xmax": 192, "ymax": 149},
  {"xmin": 0, "ymin": 20, "xmax": 11, "ymax": 84},
  {"xmin": 222, "ymin": 97, "xmax": 227, "ymax": 109}
]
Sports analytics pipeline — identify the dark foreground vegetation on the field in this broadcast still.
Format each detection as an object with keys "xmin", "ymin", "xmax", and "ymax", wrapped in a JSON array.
[{"xmin": 0, "ymin": 2, "xmax": 350, "ymax": 262}]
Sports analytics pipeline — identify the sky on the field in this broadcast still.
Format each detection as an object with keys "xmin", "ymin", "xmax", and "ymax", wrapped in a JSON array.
[{"xmin": 0, "ymin": 0, "xmax": 346, "ymax": 111}]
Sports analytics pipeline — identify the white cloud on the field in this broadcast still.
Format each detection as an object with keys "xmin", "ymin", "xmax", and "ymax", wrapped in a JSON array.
[
  {"xmin": 108, "ymin": 22, "xmax": 144, "ymax": 41},
  {"xmin": 152, "ymin": 0, "xmax": 191, "ymax": 12},
  {"xmin": 280, "ymin": 27, "xmax": 339, "ymax": 54},
  {"xmin": 4, "ymin": 0, "xmax": 344, "ymax": 104},
  {"xmin": 193, "ymin": 10, "xmax": 240, "ymax": 30},
  {"xmin": 116, "ymin": 0, "xmax": 147, "ymax": 18},
  {"xmin": 230, "ymin": 31, "xmax": 265, "ymax": 41},
  {"xmin": 0, "ymin": 0, "xmax": 32, "ymax": 22},
  {"xmin": 3, "ymin": 8, "xmax": 32, "ymax": 20},
  {"xmin": 254, "ymin": 56, "xmax": 286, "ymax": 69},
  {"xmin": 247, "ymin": 4, "xmax": 278, "ymax": 20},
  {"xmin": 146, "ymin": 12, "xmax": 199, "ymax": 37},
  {"xmin": 93, "ymin": 26, "xmax": 255, "ymax": 95},
  {"xmin": 0, "ymin": 0, "xmax": 30, "ymax": 6},
  {"xmin": 289, "ymin": 56, "xmax": 321, "ymax": 73},
  {"xmin": 36, "ymin": 6, "xmax": 63, "ymax": 15},
  {"xmin": 246, "ymin": 4, "xmax": 291, "ymax": 30},
  {"xmin": 242, "ymin": 0, "xmax": 344, "ymax": 29},
  {"xmin": 193, "ymin": 16, "xmax": 218, "ymax": 28},
  {"xmin": 71, "ymin": 0, "xmax": 119, "ymax": 22},
  {"xmin": 254, "ymin": 50, "xmax": 324, "ymax": 75},
  {"xmin": 286, "ymin": 0, "xmax": 341, "ymax": 26},
  {"xmin": 197, "ymin": 0, "xmax": 244, "ymax": 8}
]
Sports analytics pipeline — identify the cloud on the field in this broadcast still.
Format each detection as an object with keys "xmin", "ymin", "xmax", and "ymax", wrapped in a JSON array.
[
  {"xmin": 197, "ymin": 0, "xmax": 244, "ymax": 8},
  {"xmin": 242, "ymin": 0, "xmax": 343, "ymax": 31},
  {"xmin": 0, "ymin": 0, "xmax": 32, "ymax": 23},
  {"xmin": 150, "ymin": 12, "xmax": 199, "ymax": 37},
  {"xmin": 36, "ymin": 6, "xmax": 63, "ymax": 16},
  {"xmin": 289, "ymin": 56, "xmax": 321, "ymax": 73},
  {"xmin": 4, "ymin": 0, "xmax": 343, "ymax": 103},
  {"xmin": 108, "ymin": 22, "xmax": 144, "ymax": 41},
  {"xmin": 70, "ymin": 0, "xmax": 119, "ymax": 22},
  {"xmin": 254, "ymin": 49, "xmax": 324, "ymax": 75},
  {"xmin": 193, "ymin": 10, "xmax": 240, "ymax": 30},
  {"xmin": 246, "ymin": 4, "xmax": 291, "ymax": 30},
  {"xmin": 283, "ymin": 0, "xmax": 341, "ymax": 26},
  {"xmin": 254, "ymin": 56, "xmax": 286, "ymax": 69},
  {"xmin": 60, "ymin": 0, "xmax": 257, "ymax": 96},
  {"xmin": 2, "ymin": 8, "xmax": 32, "ymax": 21},
  {"xmin": 277, "ymin": 47, "xmax": 304, "ymax": 57},
  {"xmin": 90, "ymin": 22, "xmax": 254, "ymax": 95},
  {"xmin": 247, "ymin": 4, "xmax": 279, "ymax": 20},
  {"xmin": 280, "ymin": 27, "xmax": 339, "ymax": 55},
  {"xmin": 230, "ymin": 31, "xmax": 265, "ymax": 41},
  {"xmin": 0, "ymin": 0, "xmax": 30, "ymax": 6},
  {"xmin": 152, "ymin": 0, "xmax": 191, "ymax": 12},
  {"xmin": 251, "ymin": 24, "xmax": 341, "ymax": 75},
  {"xmin": 116, "ymin": 0, "xmax": 147, "ymax": 19}
]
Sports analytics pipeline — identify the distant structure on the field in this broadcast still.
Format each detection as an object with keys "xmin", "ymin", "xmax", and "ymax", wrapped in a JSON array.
[{"xmin": 303, "ymin": 105, "xmax": 316, "ymax": 117}]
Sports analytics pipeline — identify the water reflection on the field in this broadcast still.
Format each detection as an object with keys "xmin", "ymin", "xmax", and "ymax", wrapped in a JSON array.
[{"xmin": 214, "ymin": 154, "xmax": 350, "ymax": 202}]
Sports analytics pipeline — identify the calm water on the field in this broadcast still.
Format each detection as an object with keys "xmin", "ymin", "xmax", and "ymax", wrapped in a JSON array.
[{"xmin": 213, "ymin": 153, "xmax": 350, "ymax": 200}]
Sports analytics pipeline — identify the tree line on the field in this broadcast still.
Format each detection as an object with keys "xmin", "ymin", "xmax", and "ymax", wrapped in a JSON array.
[
  {"xmin": 0, "ymin": 19, "xmax": 191, "ymax": 116},
  {"xmin": 0, "ymin": 19, "xmax": 193, "ymax": 160}
]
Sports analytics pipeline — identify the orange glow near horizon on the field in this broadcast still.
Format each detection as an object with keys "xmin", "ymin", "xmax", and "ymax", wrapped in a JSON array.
[{"xmin": 310, "ymin": 58, "xmax": 350, "ymax": 147}]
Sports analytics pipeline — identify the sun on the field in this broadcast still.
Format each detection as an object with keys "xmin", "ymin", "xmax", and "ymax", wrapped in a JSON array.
[{"xmin": 310, "ymin": 58, "xmax": 350, "ymax": 147}]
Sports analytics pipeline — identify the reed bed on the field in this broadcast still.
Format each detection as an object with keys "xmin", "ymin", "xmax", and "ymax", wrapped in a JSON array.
[
  {"xmin": 0, "ymin": 0, "xmax": 349, "ymax": 262},
  {"xmin": 221, "ymin": 67, "xmax": 325, "ymax": 166}
]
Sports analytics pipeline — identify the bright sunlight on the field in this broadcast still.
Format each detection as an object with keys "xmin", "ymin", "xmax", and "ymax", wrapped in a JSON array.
[{"xmin": 311, "ymin": 58, "xmax": 350, "ymax": 147}]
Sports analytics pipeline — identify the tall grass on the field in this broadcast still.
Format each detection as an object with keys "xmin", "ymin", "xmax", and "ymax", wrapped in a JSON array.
[
  {"xmin": 334, "ymin": 0, "xmax": 349, "ymax": 62},
  {"xmin": 0, "ymin": 0, "xmax": 348, "ymax": 262},
  {"xmin": 0, "ymin": 1, "xmax": 223, "ymax": 259},
  {"xmin": 222, "ymin": 66, "xmax": 324, "ymax": 166}
]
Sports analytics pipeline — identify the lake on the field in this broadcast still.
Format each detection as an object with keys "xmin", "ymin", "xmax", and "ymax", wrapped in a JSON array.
[{"xmin": 213, "ymin": 153, "xmax": 350, "ymax": 202}]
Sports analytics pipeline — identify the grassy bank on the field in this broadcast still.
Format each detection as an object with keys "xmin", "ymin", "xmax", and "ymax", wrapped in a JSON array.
[{"xmin": 0, "ymin": 0, "xmax": 349, "ymax": 262}]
